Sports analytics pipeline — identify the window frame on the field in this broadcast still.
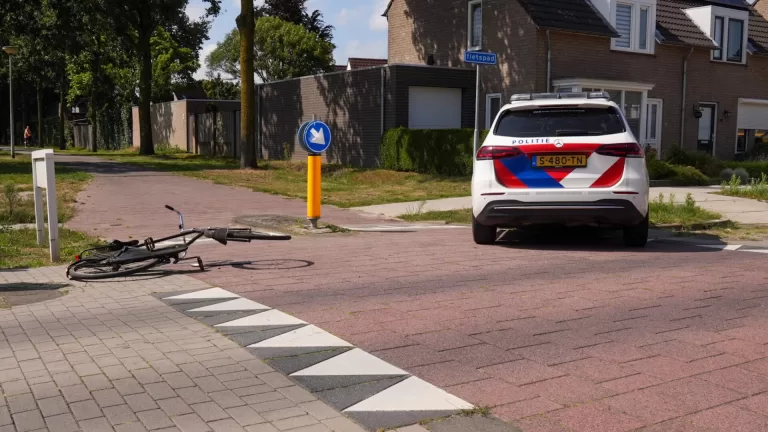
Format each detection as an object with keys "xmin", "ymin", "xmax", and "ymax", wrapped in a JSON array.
[
  {"xmin": 611, "ymin": 0, "xmax": 656, "ymax": 55},
  {"xmin": 712, "ymin": 15, "xmax": 748, "ymax": 64},
  {"xmin": 468, "ymin": 0, "xmax": 483, "ymax": 51},
  {"xmin": 485, "ymin": 93, "xmax": 502, "ymax": 129}
]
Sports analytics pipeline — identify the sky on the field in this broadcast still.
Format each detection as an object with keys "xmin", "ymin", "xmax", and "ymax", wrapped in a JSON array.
[{"xmin": 185, "ymin": 0, "xmax": 390, "ymax": 80}]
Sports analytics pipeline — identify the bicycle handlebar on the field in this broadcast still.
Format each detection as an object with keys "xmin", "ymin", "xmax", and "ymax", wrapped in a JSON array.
[{"xmin": 165, "ymin": 205, "xmax": 175, "ymax": 211}]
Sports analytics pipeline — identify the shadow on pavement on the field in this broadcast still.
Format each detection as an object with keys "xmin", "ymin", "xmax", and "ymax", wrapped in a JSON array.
[
  {"xmin": 198, "ymin": 259, "xmax": 315, "ymax": 271},
  {"xmin": 0, "ymin": 282, "xmax": 70, "ymax": 307},
  {"xmin": 496, "ymin": 226, "xmax": 726, "ymax": 253}
]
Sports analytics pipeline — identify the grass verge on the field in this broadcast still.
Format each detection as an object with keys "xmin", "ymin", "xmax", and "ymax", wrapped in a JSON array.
[
  {"xmin": 48, "ymin": 148, "xmax": 471, "ymax": 208},
  {"xmin": 399, "ymin": 193, "xmax": 722, "ymax": 229},
  {"xmin": 0, "ymin": 153, "xmax": 93, "ymax": 224},
  {"xmin": 0, "ymin": 227, "xmax": 100, "ymax": 269},
  {"xmin": 719, "ymin": 173, "xmax": 768, "ymax": 201}
]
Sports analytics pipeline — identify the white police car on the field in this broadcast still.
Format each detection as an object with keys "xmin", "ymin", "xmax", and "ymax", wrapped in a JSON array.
[{"xmin": 471, "ymin": 91, "xmax": 650, "ymax": 247}]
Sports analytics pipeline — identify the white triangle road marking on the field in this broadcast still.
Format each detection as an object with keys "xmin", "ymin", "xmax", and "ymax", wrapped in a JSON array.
[
  {"xmin": 698, "ymin": 244, "xmax": 743, "ymax": 251},
  {"xmin": 248, "ymin": 325, "xmax": 352, "ymax": 349},
  {"xmin": 187, "ymin": 298, "xmax": 271, "ymax": 313},
  {"xmin": 343, "ymin": 376, "xmax": 473, "ymax": 412},
  {"xmin": 163, "ymin": 287, "xmax": 239, "ymax": 301},
  {"xmin": 214, "ymin": 309, "xmax": 306, "ymax": 328},
  {"xmin": 290, "ymin": 348, "xmax": 407, "ymax": 377}
]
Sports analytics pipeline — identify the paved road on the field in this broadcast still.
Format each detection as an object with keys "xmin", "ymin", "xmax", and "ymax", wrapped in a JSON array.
[{"xmin": 64, "ymin": 155, "xmax": 768, "ymax": 431}]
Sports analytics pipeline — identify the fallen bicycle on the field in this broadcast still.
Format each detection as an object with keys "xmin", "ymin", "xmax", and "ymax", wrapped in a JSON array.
[{"xmin": 66, "ymin": 205, "xmax": 291, "ymax": 280}]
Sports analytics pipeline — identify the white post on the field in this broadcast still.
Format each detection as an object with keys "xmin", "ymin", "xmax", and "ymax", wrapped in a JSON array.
[
  {"xmin": 31, "ymin": 149, "xmax": 59, "ymax": 262},
  {"xmin": 45, "ymin": 155, "xmax": 59, "ymax": 262},
  {"xmin": 473, "ymin": 63, "xmax": 481, "ymax": 156},
  {"xmin": 31, "ymin": 163, "xmax": 45, "ymax": 245}
]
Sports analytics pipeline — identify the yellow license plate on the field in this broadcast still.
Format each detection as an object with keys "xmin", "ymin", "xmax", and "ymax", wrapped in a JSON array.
[{"xmin": 534, "ymin": 155, "xmax": 587, "ymax": 168}]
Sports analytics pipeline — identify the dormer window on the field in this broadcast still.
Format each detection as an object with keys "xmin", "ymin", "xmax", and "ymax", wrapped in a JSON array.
[
  {"xmin": 468, "ymin": 0, "xmax": 482, "ymax": 51},
  {"xmin": 611, "ymin": 0, "xmax": 656, "ymax": 54},
  {"xmin": 686, "ymin": 5, "xmax": 748, "ymax": 64}
]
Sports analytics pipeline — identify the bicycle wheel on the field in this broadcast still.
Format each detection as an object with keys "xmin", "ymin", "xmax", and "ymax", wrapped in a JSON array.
[
  {"xmin": 227, "ymin": 230, "xmax": 291, "ymax": 241},
  {"xmin": 66, "ymin": 257, "xmax": 161, "ymax": 281}
]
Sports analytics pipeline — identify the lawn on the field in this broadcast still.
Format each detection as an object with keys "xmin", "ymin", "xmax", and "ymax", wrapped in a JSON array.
[
  {"xmin": 51, "ymin": 148, "xmax": 472, "ymax": 208},
  {"xmin": 719, "ymin": 173, "xmax": 768, "ymax": 201},
  {"xmin": 0, "ymin": 153, "xmax": 93, "ymax": 224},
  {"xmin": 400, "ymin": 193, "xmax": 722, "ymax": 229},
  {"xmin": 0, "ymin": 227, "xmax": 100, "ymax": 269},
  {"xmin": 0, "ymin": 152, "xmax": 100, "ymax": 268}
]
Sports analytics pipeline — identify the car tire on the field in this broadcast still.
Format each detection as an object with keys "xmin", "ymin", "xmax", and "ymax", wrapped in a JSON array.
[
  {"xmin": 472, "ymin": 215, "xmax": 497, "ymax": 245},
  {"xmin": 623, "ymin": 212, "xmax": 649, "ymax": 248}
]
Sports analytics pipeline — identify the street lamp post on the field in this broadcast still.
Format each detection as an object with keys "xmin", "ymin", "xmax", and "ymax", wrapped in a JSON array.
[{"xmin": 3, "ymin": 46, "xmax": 19, "ymax": 159}]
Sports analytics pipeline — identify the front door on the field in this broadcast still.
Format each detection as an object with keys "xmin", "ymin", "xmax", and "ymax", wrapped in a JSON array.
[
  {"xmin": 645, "ymin": 98, "xmax": 662, "ymax": 156},
  {"xmin": 697, "ymin": 103, "xmax": 716, "ymax": 155}
]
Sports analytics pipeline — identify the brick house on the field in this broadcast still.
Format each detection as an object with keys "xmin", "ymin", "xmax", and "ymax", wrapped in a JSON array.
[{"xmin": 384, "ymin": 0, "xmax": 768, "ymax": 160}]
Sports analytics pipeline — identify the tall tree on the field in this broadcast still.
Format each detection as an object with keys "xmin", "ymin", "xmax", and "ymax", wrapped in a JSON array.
[
  {"xmin": 256, "ymin": 0, "xmax": 333, "ymax": 44},
  {"xmin": 102, "ymin": 0, "xmax": 220, "ymax": 155},
  {"xmin": 206, "ymin": 17, "xmax": 334, "ymax": 83},
  {"xmin": 237, "ymin": 0, "xmax": 256, "ymax": 168},
  {"xmin": 206, "ymin": 29, "xmax": 239, "ymax": 81},
  {"xmin": 253, "ymin": 17, "xmax": 334, "ymax": 82}
]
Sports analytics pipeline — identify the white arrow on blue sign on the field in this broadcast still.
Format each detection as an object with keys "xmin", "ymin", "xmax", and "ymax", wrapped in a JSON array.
[
  {"xmin": 301, "ymin": 120, "xmax": 332, "ymax": 154},
  {"xmin": 464, "ymin": 51, "xmax": 497, "ymax": 65}
]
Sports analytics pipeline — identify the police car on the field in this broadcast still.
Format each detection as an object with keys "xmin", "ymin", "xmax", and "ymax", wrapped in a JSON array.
[{"xmin": 471, "ymin": 91, "xmax": 650, "ymax": 247}]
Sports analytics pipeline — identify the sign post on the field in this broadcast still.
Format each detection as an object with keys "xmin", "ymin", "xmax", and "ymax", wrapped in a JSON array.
[
  {"xmin": 30, "ymin": 149, "xmax": 59, "ymax": 261},
  {"xmin": 298, "ymin": 119, "xmax": 332, "ymax": 229},
  {"xmin": 463, "ymin": 51, "xmax": 498, "ymax": 156}
]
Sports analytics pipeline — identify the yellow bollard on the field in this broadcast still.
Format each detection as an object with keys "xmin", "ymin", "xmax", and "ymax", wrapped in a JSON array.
[{"xmin": 307, "ymin": 154, "xmax": 322, "ymax": 228}]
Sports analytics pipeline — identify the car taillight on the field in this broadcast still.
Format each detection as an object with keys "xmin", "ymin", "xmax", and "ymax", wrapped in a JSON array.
[
  {"xmin": 476, "ymin": 146, "xmax": 523, "ymax": 160},
  {"xmin": 596, "ymin": 143, "xmax": 644, "ymax": 158},
  {"xmin": 75, "ymin": 255, "xmax": 81, "ymax": 261}
]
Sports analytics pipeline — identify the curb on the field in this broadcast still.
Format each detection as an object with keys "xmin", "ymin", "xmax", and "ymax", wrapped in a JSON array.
[{"xmin": 652, "ymin": 219, "xmax": 731, "ymax": 231}]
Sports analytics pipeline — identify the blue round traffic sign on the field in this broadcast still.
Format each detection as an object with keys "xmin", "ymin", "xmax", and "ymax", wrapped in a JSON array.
[{"xmin": 301, "ymin": 121, "xmax": 332, "ymax": 154}]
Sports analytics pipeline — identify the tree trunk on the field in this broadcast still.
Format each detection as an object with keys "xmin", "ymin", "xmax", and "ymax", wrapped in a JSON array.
[
  {"xmin": 58, "ymin": 78, "xmax": 67, "ymax": 150},
  {"xmin": 237, "ymin": 0, "xmax": 256, "ymax": 169},
  {"xmin": 90, "ymin": 43, "xmax": 101, "ymax": 153},
  {"xmin": 36, "ymin": 81, "xmax": 43, "ymax": 147},
  {"xmin": 138, "ymin": 29, "xmax": 154, "ymax": 155}
]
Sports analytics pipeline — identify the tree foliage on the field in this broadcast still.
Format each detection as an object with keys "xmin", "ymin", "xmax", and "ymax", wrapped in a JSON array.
[
  {"xmin": 201, "ymin": 75, "xmax": 240, "ymax": 100},
  {"xmin": 206, "ymin": 0, "xmax": 335, "ymax": 83},
  {"xmin": 254, "ymin": 17, "xmax": 334, "ymax": 82}
]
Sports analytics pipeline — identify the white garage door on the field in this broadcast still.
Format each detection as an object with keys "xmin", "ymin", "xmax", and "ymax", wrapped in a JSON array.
[
  {"xmin": 408, "ymin": 87, "xmax": 462, "ymax": 129},
  {"xmin": 738, "ymin": 99, "xmax": 768, "ymax": 130}
]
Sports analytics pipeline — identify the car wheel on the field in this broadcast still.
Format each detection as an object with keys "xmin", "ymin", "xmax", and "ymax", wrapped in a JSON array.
[
  {"xmin": 623, "ymin": 212, "xmax": 649, "ymax": 248},
  {"xmin": 472, "ymin": 215, "xmax": 497, "ymax": 245}
]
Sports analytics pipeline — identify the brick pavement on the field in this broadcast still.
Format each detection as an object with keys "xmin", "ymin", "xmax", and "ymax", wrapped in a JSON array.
[
  {"xmin": 60, "ymin": 155, "xmax": 768, "ymax": 431},
  {"xmin": 0, "ymin": 267, "xmax": 372, "ymax": 432}
]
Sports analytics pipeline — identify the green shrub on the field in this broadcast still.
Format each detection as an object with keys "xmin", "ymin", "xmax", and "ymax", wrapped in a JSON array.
[
  {"xmin": 720, "ymin": 168, "xmax": 734, "ymax": 182},
  {"xmin": 668, "ymin": 165, "xmax": 710, "ymax": 186},
  {"xmin": 664, "ymin": 148, "xmax": 723, "ymax": 178},
  {"xmin": 646, "ymin": 157, "xmax": 675, "ymax": 180},
  {"xmin": 380, "ymin": 128, "xmax": 489, "ymax": 176},
  {"xmin": 733, "ymin": 168, "xmax": 750, "ymax": 184}
]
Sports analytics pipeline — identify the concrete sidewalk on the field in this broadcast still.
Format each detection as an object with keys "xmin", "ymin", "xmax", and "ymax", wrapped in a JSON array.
[
  {"xmin": 352, "ymin": 186, "xmax": 768, "ymax": 224},
  {"xmin": 0, "ymin": 268, "xmax": 368, "ymax": 432}
]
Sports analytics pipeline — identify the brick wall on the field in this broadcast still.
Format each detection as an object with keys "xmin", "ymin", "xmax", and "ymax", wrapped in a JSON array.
[
  {"xmin": 256, "ymin": 65, "xmax": 476, "ymax": 168},
  {"xmin": 386, "ymin": 0, "xmax": 540, "ymax": 129}
]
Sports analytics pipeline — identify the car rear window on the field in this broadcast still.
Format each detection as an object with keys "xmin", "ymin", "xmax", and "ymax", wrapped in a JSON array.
[{"xmin": 493, "ymin": 107, "xmax": 626, "ymax": 138}]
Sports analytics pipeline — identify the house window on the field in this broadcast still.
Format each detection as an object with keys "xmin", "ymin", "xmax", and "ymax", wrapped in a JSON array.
[
  {"xmin": 468, "ymin": 0, "xmax": 482, "ymax": 50},
  {"xmin": 727, "ymin": 19, "xmax": 744, "ymax": 62},
  {"xmin": 737, "ymin": 129, "xmax": 767, "ymax": 153},
  {"xmin": 713, "ymin": 16, "xmax": 724, "ymax": 60},
  {"xmin": 712, "ymin": 16, "xmax": 746, "ymax": 64},
  {"xmin": 612, "ymin": 1, "xmax": 655, "ymax": 54},
  {"xmin": 486, "ymin": 94, "xmax": 501, "ymax": 128}
]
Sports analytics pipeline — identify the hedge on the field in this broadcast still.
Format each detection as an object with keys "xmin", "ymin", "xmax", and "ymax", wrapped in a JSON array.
[
  {"xmin": 723, "ymin": 161, "xmax": 768, "ymax": 179},
  {"xmin": 380, "ymin": 127, "xmax": 489, "ymax": 176}
]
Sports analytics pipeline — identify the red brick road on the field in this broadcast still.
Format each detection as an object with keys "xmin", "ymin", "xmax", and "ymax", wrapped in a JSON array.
[{"xmin": 67, "ymin": 156, "xmax": 768, "ymax": 432}]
